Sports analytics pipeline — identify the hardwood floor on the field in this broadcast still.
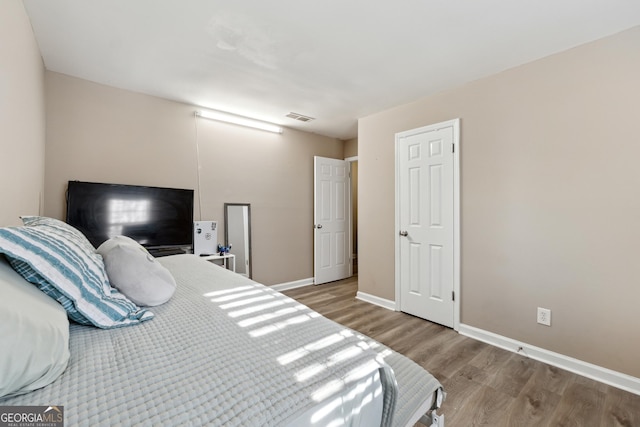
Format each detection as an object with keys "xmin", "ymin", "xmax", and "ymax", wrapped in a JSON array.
[{"xmin": 283, "ymin": 277, "xmax": 640, "ymax": 427}]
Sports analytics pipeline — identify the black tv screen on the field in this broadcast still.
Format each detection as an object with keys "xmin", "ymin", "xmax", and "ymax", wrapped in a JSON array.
[{"xmin": 66, "ymin": 181, "xmax": 194, "ymax": 250}]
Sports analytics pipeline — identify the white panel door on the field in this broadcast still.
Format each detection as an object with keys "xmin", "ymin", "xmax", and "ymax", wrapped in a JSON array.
[
  {"xmin": 397, "ymin": 122, "xmax": 455, "ymax": 327},
  {"xmin": 314, "ymin": 156, "xmax": 350, "ymax": 285}
]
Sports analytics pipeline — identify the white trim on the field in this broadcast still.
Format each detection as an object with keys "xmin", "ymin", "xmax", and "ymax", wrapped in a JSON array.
[
  {"xmin": 348, "ymin": 160, "xmax": 353, "ymax": 278},
  {"xmin": 395, "ymin": 118, "xmax": 461, "ymax": 331},
  {"xmin": 452, "ymin": 119, "xmax": 460, "ymax": 331},
  {"xmin": 356, "ymin": 291, "xmax": 397, "ymax": 311},
  {"xmin": 271, "ymin": 277, "xmax": 314, "ymax": 292},
  {"xmin": 394, "ymin": 136, "xmax": 401, "ymax": 312},
  {"xmin": 345, "ymin": 155, "xmax": 358, "ymax": 162},
  {"xmin": 459, "ymin": 324, "xmax": 640, "ymax": 396}
]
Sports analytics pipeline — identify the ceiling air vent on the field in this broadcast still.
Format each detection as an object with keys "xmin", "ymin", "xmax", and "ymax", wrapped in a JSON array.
[{"xmin": 286, "ymin": 112, "xmax": 315, "ymax": 122}]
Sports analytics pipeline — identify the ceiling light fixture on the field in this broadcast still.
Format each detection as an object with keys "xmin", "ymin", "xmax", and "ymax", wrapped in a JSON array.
[{"xmin": 196, "ymin": 110, "xmax": 283, "ymax": 134}]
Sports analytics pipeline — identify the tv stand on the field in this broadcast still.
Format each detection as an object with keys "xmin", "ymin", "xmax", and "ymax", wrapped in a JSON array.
[{"xmin": 149, "ymin": 247, "xmax": 189, "ymax": 257}]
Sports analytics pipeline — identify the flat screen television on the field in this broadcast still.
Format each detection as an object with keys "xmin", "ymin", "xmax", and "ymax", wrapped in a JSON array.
[{"xmin": 66, "ymin": 181, "xmax": 194, "ymax": 253}]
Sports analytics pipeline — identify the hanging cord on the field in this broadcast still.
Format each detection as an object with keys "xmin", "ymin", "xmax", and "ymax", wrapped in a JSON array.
[{"xmin": 193, "ymin": 112, "xmax": 203, "ymax": 220}]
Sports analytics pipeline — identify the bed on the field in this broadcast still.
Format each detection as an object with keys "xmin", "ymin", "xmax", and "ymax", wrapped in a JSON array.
[{"xmin": 0, "ymin": 218, "xmax": 444, "ymax": 426}]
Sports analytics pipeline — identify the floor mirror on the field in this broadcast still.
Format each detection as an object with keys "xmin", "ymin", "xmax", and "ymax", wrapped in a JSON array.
[{"xmin": 224, "ymin": 203, "xmax": 251, "ymax": 278}]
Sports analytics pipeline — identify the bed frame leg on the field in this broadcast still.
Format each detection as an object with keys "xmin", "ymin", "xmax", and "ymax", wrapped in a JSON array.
[
  {"xmin": 431, "ymin": 411, "xmax": 444, "ymax": 427},
  {"xmin": 419, "ymin": 410, "xmax": 444, "ymax": 427}
]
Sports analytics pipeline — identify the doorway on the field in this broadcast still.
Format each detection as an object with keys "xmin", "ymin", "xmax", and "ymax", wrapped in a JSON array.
[
  {"xmin": 347, "ymin": 157, "xmax": 358, "ymax": 275},
  {"xmin": 395, "ymin": 119, "xmax": 460, "ymax": 329}
]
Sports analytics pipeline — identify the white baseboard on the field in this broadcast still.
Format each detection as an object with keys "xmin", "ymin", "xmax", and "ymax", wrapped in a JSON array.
[
  {"xmin": 271, "ymin": 277, "xmax": 314, "ymax": 292},
  {"xmin": 356, "ymin": 291, "xmax": 397, "ymax": 311},
  {"xmin": 459, "ymin": 324, "xmax": 640, "ymax": 396}
]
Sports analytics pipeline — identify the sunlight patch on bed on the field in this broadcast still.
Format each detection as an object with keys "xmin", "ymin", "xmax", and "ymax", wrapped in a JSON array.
[
  {"xmin": 278, "ymin": 330, "xmax": 353, "ymax": 366},
  {"xmin": 310, "ymin": 370, "xmax": 380, "ymax": 425},
  {"xmin": 311, "ymin": 379, "xmax": 344, "ymax": 402},
  {"xmin": 325, "ymin": 419, "xmax": 345, "ymax": 427},
  {"xmin": 364, "ymin": 339, "xmax": 381, "ymax": 349},
  {"xmin": 237, "ymin": 304, "xmax": 307, "ymax": 328},
  {"xmin": 209, "ymin": 289, "xmax": 263, "ymax": 302},
  {"xmin": 219, "ymin": 294, "xmax": 274, "ymax": 309},
  {"xmin": 249, "ymin": 312, "xmax": 320, "ymax": 337},
  {"xmin": 343, "ymin": 360, "xmax": 380, "ymax": 384},
  {"xmin": 202, "ymin": 285, "xmax": 253, "ymax": 297},
  {"xmin": 327, "ymin": 345, "xmax": 364, "ymax": 366},
  {"xmin": 310, "ymin": 358, "xmax": 380, "ymax": 405},
  {"xmin": 294, "ymin": 342, "xmax": 376, "ymax": 385},
  {"xmin": 311, "ymin": 396, "xmax": 344, "ymax": 424},
  {"xmin": 227, "ymin": 300, "xmax": 286, "ymax": 317},
  {"xmin": 376, "ymin": 348, "xmax": 393, "ymax": 360},
  {"xmin": 204, "ymin": 282, "xmax": 389, "ymax": 426},
  {"xmin": 296, "ymin": 363, "xmax": 327, "ymax": 382}
]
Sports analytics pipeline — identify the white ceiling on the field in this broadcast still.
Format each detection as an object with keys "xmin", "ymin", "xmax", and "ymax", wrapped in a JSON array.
[{"xmin": 23, "ymin": 0, "xmax": 640, "ymax": 139}]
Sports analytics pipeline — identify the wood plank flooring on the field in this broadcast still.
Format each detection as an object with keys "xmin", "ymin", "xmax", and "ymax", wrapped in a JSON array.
[{"xmin": 283, "ymin": 277, "xmax": 640, "ymax": 427}]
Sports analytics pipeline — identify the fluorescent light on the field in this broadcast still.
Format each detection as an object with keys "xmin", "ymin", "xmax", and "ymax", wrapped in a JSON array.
[{"xmin": 196, "ymin": 109, "xmax": 283, "ymax": 134}]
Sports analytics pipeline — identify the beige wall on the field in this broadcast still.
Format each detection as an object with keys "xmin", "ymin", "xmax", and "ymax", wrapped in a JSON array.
[
  {"xmin": 44, "ymin": 72, "xmax": 344, "ymax": 285},
  {"xmin": 344, "ymin": 137, "xmax": 358, "ymax": 158},
  {"xmin": 0, "ymin": 0, "xmax": 46, "ymax": 226},
  {"xmin": 359, "ymin": 26, "xmax": 640, "ymax": 378}
]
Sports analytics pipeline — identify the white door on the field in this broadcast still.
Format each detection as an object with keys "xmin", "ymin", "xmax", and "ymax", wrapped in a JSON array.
[
  {"xmin": 314, "ymin": 156, "xmax": 350, "ymax": 285},
  {"xmin": 396, "ymin": 120, "xmax": 458, "ymax": 327}
]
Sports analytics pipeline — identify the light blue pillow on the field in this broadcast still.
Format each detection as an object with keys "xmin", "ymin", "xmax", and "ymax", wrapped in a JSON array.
[
  {"xmin": 0, "ymin": 255, "xmax": 70, "ymax": 398},
  {"xmin": 0, "ymin": 224, "xmax": 153, "ymax": 329}
]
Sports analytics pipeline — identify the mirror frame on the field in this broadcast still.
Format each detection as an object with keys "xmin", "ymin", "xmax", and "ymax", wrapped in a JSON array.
[{"xmin": 224, "ymin": 203, "xmax": 252, "ymax": 278}]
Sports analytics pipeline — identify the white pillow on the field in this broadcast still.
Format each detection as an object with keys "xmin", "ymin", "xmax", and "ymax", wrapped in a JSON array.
[
  {"xmin": 0, "ymin": 255, "xmax": 70, "ymax": 398},
  {"xmin": 97, "ymin": 236, "xmax": 176, "ymax": 306}
]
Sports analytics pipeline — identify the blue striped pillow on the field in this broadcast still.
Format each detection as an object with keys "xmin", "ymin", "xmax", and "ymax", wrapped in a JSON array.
[
  {"xmin": 0, "ymin": 225, "xmax": 153, "ymax": 328},
  {"xmin": 21, "ymin": 216, "xmax": 95, "ymax": 250}
]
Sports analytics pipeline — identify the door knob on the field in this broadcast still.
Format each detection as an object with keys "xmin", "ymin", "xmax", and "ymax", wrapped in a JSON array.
[
  {"xmin": 316, "ymin": 224, "xmax": 323, "ymax": 229},
  {"xmin": 399, "ymin": 231, "xmax": 408, "ymax": 237}
]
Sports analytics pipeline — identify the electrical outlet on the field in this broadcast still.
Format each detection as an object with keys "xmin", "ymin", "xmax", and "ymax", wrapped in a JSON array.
[{"xmin": 537, "ymin": 307, "xmax": 551, "ymax": 326}]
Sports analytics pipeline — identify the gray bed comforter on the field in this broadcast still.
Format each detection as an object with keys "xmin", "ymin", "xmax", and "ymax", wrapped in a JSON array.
[{"xmin": 3, "ymin": 255, "xmax": 443, "ymax": 426}]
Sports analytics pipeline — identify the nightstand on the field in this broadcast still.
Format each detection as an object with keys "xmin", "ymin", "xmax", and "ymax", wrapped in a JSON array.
[{"xmin": 200, "ymin": 253, "xmax": 236, "ymax": 272}]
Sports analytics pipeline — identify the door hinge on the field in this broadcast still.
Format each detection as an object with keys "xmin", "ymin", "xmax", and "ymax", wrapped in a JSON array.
[
  {"xmin": 452, "ymin": 291, "xmax": 455, "ymax": 301},
  {"xmin": 452, "ymin": 143, "xmax": 455, "ymax": 153}
]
